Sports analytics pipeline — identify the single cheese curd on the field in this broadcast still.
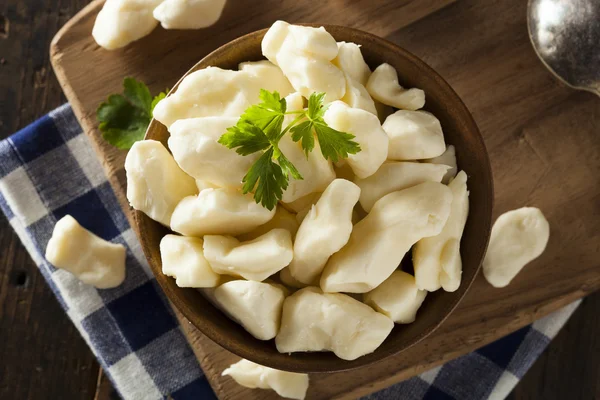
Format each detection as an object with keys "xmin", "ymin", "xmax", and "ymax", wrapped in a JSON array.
[
  {"xmin": 364, "ymin": 271, "xmax": 427, "ymax": 324},
  {"xmin": 261, "ymin": 20, "xmax": 291, "ymax": 65},
  {"xmin": 366, "ymin": 63, "xmax": 425, "ymax": 110},
  {"xmin": 289, "ymin": 179, "xmax": 360, "ymax": 284},
  {"xmin": 423, "ymin": 145, "xmax": 458, "ymax": 184},
  {"xmin": 483, "ymin": 207, "xmax": 550, "ymax": 288},
  {"xmin": 354, "ymin": 161, "xmax": 449, "ymax": 212},
  {"xmin": 413, "ymin": 171, "xmax": 470, "ymax": 292},
  {"xmin": 323, "ymin": 101, "xmax": 389, "ymax": 179},
  {"xmin": 92, "ymin": 0, "xmax": 162, "ymax": 50},
  {"xmin": 275, "ymin": 287, "xmax": 394, "ymax": 360},
  {"xmin": 287, "ymin": 25, "xmax": 339, "ymax": 60},
  {"xmin": 168, "ymin": 117, "xmax": 259, "ymax": 188},
  {"xmin": 333, "ymin": 42, "xmax": 371, "ymax": 85},
  {"xmin": 383, "ymin": 110, "xmax": 446, "ymax": 160},
  {"xmin": 213, "ymin": 280, "xmax": 286, "ymax": 340},
  {"xmin": 45, "ymin": 215, "xmax": 126, "ymax": 289},
  {"xmin": 153, "ymin": 66, "xmax": 293, "ymax": 128},
  {"xmin": 203, "ymin": 229, "xmax": 293, "ymax": 281},
  {"xmin": 170, "ymin": 188, "xmax": 275, "ymax": 236},
  {"xmin": 125, "ymin": 140, "xmax": 197, "ymax": 226},
  {"xmin": 153, "ymin": 0, "xmax": 227, "ymax": 29},
  {"xmin": 222, "ymin": 359, "xmax": 309, "ymax": 400},
  {"xmin": 341, "ymin": 77, "xmax": 377, "ymax": 115},
  {"xmin": 160, "ymin": 235, "xmax": 219, "ymax": 288},
  {"xmin": 238, "ymin": 61, "xmax": 295, "ymax": 96},
  {"xmin": 320, "ymin": 182, "xmax": 452, "ymax": 293}
]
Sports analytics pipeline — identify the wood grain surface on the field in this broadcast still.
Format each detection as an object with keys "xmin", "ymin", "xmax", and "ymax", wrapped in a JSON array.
[
  {"xmin": 0, "ymin": 0, "xmax": 598, "ymax": 399},
  {"xmin": 49, "ymin": 0, "xmax": 600, "ymax": 398}
]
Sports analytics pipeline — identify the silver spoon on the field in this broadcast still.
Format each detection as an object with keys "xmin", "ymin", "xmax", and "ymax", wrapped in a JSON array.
[{"xmin": 527, "ymin": 0, "xmax": 600, "ymax": 96}]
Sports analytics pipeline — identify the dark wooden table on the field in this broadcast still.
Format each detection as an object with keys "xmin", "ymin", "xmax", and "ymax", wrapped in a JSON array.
[{"xmin": 0, "ymin": 1, "xmax": 598, "ymax": 399}]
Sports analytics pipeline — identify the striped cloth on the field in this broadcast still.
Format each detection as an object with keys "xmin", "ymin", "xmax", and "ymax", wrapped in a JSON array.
[{"xmin": 0, "ymin": 104, "xmax": 580, "ymax": 400}]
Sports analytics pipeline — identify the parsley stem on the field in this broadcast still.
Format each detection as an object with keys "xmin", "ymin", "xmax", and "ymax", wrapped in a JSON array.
[
  {"xmin": 280, "ymin": 113, "xmax": 306, "ymax": 137},
  {"xmin": 284, "ymin": 110, "xmax": 304, "ymax": 115}
]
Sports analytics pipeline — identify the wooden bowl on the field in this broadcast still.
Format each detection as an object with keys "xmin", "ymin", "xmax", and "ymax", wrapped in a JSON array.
[{"xmin": 138, "ymin": 25, "xmax": 494, "ymax": 373}]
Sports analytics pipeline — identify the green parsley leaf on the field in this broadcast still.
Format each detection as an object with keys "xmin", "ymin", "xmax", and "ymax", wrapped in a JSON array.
[
  {"xmin": 313, "ymin": 121, "xmax": 361, "ymax": 163},
  {"xmin": 151, "ymin": 91, "xmax": 168, "ymax": 112},
  {"xmin": 97, "ymin": 77, "xmax": 168, "ymax": 150},
  {"xmin": 307, "ymin": 91, "xmax": 327, "ymax": 119},
  {"xmin": 218, "ymin": 121, "xmax": 271, "ymax": 156},
  {"xmin": 239, "ymin": 89, "xmax": 286, "ymax": 140},
  {"xmin": 273, "ymin": 145, "xmax": 303, "ymax": 180},
  {"xmin": 242, "ymin": 148, "xmax": 288, "ymax": 210}
]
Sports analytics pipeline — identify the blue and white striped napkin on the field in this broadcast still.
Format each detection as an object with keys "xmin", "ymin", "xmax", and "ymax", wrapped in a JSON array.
[{"xmin": 0, "ymin": 104, "xmax": 580, "ymax": 400}]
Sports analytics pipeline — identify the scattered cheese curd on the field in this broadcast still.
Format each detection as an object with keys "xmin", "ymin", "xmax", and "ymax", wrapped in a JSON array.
[
  {"xmin": 341, "ymin": 77, "xmax": 377, "ymax": 115},
  {"xmin": 364, "ymin": 271, "xmax": 427, "ymax": 324},
  {"xmin": 92, "ymin": 0, "xmax": 162, "ymax": 50},
  {"xmin": 323, "ymin": 101, "xmax": 389, "ymax": 179},
  {"xmin": 413, "ymin": 171, "xmax": 470, "ymax": 292},
  {"xmin": 170, "ymin": 188, "xmax": 275, "ymax": 237},
  {"xmin": 168, "ymin": 117, "xmax": 258, "ymax": 188},
  {"xmin": 288, "ymin": 179, "xmax": 360, "ymax": 285},
  {"xmin": 276, "ymin": 287, "xmax": 394, "ymax": 360},
  {"xmin": 423, "ymin": 145, "xmax": 458, "ymax": 184},
  {"xmin": 383, "ymin": 110, "xmax": 446, "ymax": 160},
  {"xmin": 125, "ymin": 140, "xmax": 197, "ymax": 226},
  {"xmin": 203, "ymin": 229, "xmax": 293, "ymax": 281},
  {"xmin": 366, "ymin": 63, "xmax": 425, "ymax": 110},
  {"xmin": 263, "ymin": 21, "xmax": 346, "ymax": 102},
  {"xmin": 222, "ymin": 359, "xmax": 309, "ymax": 400},
  {"xmin": 153, "ymin": 0, "xmax": 227, "ymax": 29},
  {"xmin": 46, "ymin": 215, "xmax": 126, "ymax": 289},
  {"xmin": 483, "ymin": 207, "xmax": 550, "ymax": 288},
  {"xmin": 354, "ymin": 161, "xmax": 449, "ymax": 212},
  {"xmin": 160, "ymin": 235, "xmax": 219, "ymax": 288},
  {"xmin": 320, "ymin": 182, "xmax": 452, "ymax": 293},
  {"xmin": 333, "ymin": 42, "xmax": 371, "ymax": 85},
  {"xmin": 213, "ymin": 280, "xmax": 286, "ymax": 340},
  {"xmin": 153, "ymin": 67, "xmax": 293, "ymax": 128}
]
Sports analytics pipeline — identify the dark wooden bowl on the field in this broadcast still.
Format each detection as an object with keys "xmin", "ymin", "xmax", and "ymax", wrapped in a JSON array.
[{"xmin": 137, "ymin": 25, "xmax": 494, "ymax": 373}]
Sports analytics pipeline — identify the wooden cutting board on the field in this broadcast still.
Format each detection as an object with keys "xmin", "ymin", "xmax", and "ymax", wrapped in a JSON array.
[{"xmin": 50, "ymin": 0, "xmax": 600, "ymax": 399}]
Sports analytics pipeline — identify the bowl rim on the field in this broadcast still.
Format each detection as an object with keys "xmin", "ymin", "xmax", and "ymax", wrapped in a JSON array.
[{"xmin": 137, "ymin": 23, "xmax": 494, "ymax": 373}]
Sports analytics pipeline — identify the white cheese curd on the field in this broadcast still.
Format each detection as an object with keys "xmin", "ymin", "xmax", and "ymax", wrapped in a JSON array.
[
  {"xmin": 45, "ymin": 215, "xmax": 126, "ymax": 289},
  {"xmin": 125, "ymin": 140, "xmax": 197, "ymax": 226},
  {"xmin": 341, "ymin": 77, "xmax": 377, "ymax": 115},
  {"xmin": 153, "ymin": 0, "xmax": 226, "ymax": 29},
  {"xmin": 413, "ymin": 171, "xmax": 470, "ymax": 292},
  {"xmin": 203, "ymin": 229, "xmax": 293, "ymax": 281},
  {"xmin": 92, "ymin": 0, "xmax": 163, "ymax": 50},
  {"xmin": 159, "ymin": 235, "xmax": 219, "ymax": 288},
  {"xmin": 483, "ymin": 207, "xmax": 550, "ymax": 288},
  {"xmin": 275, "ymin": 287, "xmax": 394, "ymax": 360},
  {"xmin": 153, "ymin": 66, "xmax": 294, "ymax": 128},
  {"xmin": 213, "ymin": 280, "xmax": 286, "ymax": 340},
  {"xmin": 288, "ymin": 179, "xmax": 360, "ymax": 284},
  {"xmin": 320, "ymin": 182, "xmax": 453, "ymax": 293},
  {"xmin": 222, "ymin": 359, "xmax": 309, "ymax": 400},
  {"xmin": 383, "ymin": 110, "xmax": 446, "ymax": 160},
  {"xmin": 366, "ymin": 63, "xmax": 425, "ymax": 110},
  {"xmin": 168, "ymin": 117, "xmax": 258, "ymax": 188},
  {"xmin": 354, "ymin": 162, "xmax": 450, "ymax": 212},
  {"xmin": 281, "ymin": 192, "xmax": 322, "ymax": 213},
  {"xmin": 170, "ymin": 188, "xmax": 275, "ymax": 236},
  {"xmin": 323, "ymin": 101, "xmax": 389, "ymax": 179},
  {"xmin": 423, "ymin": 145, "xmax": 458, "ymax": 184},
  {"xmin": 333, "ymin": 42, "xmax": 371, "ymax": 86},
  {"xmin": 363, "ymin": 271, "xmax": 427, "ymax": 324},
  {"xmin": 276, "ymin": 42, "xmax": 346, "ymax": 103},
  {"xmin": 238, "ymin": 60, "xmax": 295, "ymax": 97},
  {"xmin": 261, "ymin": 20, "xmax": 291, "ymax": 65},
  {"xmin": 263, "ymin": 22, "xmax": 346, "ymax": 102},
  {"xmin": 287, "ymin": 25, "xmax": 339, "ymax": 60}
]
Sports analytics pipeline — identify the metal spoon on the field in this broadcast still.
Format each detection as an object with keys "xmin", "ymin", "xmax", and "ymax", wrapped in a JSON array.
[{"xmin": 527, "ymin": 0, "xmax": 600, "ymax": 96}]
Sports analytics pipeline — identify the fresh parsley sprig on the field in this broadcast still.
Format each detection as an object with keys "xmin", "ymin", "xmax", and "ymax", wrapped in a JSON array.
[
  {"xmin": 219, "ymin": 90, "xmax": 361, "ymax": 210},
  {"xmin": 97, "ymin": 78, "xmax": 168, "ymax": 149}
]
